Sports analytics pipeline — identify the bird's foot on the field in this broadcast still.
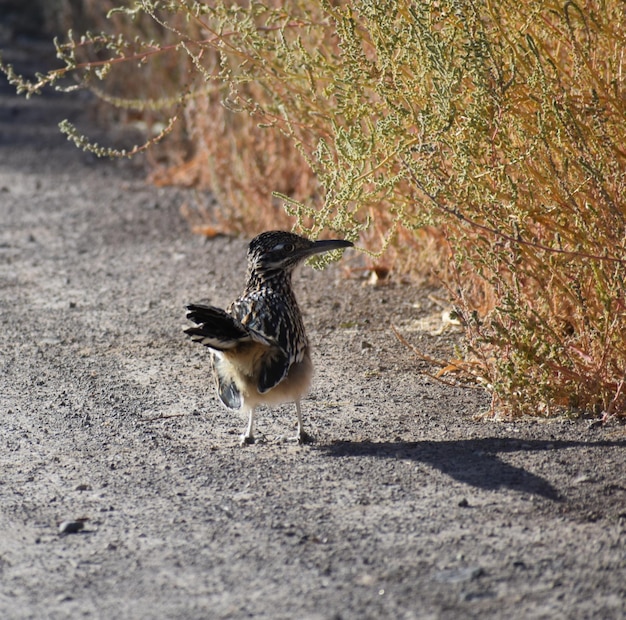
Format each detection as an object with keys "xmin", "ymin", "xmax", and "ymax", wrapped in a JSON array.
[
  {"xmin": 298, "ymin": 431, "xmax": 314, "ymax": 445},
  {"xmin": 239, "ymin": 433, "xmax": 255, "ymax": 446},
  {"xmin": 278, "ymin": 430, "xmax": 314, "ymax": 445},
  {"xmin": 239, "ymin": 432, "xmax": 267, "ymax": 446}
]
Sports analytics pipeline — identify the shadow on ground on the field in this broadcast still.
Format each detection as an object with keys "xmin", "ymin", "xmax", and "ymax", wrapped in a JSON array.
[{"xmin": 318, "ymin": 438, "xmax": 626, "ymax": 501}]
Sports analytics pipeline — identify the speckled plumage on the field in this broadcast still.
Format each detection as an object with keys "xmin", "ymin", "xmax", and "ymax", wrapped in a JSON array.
[{"xmin": 185, "ymin": 231, "xmax": 353, "ymax": 445}]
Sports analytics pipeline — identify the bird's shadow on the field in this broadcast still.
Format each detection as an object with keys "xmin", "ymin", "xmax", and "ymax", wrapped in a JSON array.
[{"xmin": 317, "ymin": 437, "xmax": 626, "ymax": 501}]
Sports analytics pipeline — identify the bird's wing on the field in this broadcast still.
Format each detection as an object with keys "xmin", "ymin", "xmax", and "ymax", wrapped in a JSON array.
[
  {"xmin": 185, "ymin": 302, "xmax": 288, "ymax": 396},
  {"xmin": 229, "ymin": 292, "xmax": 303, "ymax": 392},
  {"xmin": 212, "ymin": 353, "xmax": 243, "ymax": 409},
  {"xmin": 184, "ymin": 304, "xmax": 252, "ymax": 350},
  {"xmin": 257, "ymin": 348, "xmax": 290, "ymax": 394},
  {"xmin": 229, "ymin": 291, "xmax": 304, "ymax": 355}
]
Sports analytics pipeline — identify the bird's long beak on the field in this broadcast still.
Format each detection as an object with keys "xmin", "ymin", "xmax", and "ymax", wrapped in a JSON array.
[{"xmin": 302, "ymin": 238, "xmax": 354, "ymax": 258}]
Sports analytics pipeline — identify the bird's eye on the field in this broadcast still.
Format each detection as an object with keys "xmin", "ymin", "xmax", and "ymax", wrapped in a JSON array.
[
  {"xmin": 283, "ymin": 243, "xmax": 295, "ymax": 253},
  {"xmin": 272, "ymin": 241, "xmax": 296, "ymax": 253}
]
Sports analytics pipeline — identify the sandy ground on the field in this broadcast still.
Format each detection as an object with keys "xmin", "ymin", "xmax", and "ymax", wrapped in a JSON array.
[{"xmin": 1, "ymin": 37, "xmax": 625, "ymax": 620}]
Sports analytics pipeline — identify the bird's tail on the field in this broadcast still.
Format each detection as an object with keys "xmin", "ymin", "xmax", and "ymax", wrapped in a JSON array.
[{"xmin": 184, "ymin": 304, "xmax": 251, "ymax": 350}]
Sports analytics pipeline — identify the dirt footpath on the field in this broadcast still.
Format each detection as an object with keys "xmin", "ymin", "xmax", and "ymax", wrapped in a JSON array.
[{"xmin": 1, "ymin": 38, "xmax": 625, "ymax": 620}]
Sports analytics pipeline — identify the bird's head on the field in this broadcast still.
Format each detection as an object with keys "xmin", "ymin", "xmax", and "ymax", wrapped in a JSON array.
[{"xmin": 247, "ymin": 231, "xmax": 353, "ymax": 277}]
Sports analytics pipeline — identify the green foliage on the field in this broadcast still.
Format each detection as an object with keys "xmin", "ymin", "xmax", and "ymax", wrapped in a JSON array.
[{"xmin": 3, "ymin": 0, "xmax": 626, "ymax": 417}]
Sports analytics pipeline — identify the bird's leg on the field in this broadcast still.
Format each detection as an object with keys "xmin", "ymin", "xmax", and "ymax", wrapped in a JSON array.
[
  {"xmin": 240, "ymin": 407, "xmax": 256, "ymax": 446},
  {"xmin": 294, "ymin": 400, "xmax": 313, "ymax": 444}
]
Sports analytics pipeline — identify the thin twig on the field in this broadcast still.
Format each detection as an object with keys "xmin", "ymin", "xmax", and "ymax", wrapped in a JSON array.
[{"xmin": 400, "ymin": 158, "xmax": 626, "ymax": 265}]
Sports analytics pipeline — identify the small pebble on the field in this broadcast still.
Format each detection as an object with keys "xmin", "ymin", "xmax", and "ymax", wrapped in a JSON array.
[{"xmin": 58, "ymin": 518, "xmax": 88, "ymax": 535}]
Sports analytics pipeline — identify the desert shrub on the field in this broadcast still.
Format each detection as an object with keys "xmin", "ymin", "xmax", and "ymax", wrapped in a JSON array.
[{"xmin": 3, "ymin": 0, "xmax": 626, "ymax": 418}]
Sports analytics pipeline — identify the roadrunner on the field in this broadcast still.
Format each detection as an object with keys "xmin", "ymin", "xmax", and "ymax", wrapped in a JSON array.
[{"xmin": 185, "ymin": 231, "xmax": 353, "ymax": 445}]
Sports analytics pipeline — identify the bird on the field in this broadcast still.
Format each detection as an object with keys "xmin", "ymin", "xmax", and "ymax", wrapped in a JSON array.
[{"xmin": 185, "ymin": 230, "xmax": 353, "ymax": 445}]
